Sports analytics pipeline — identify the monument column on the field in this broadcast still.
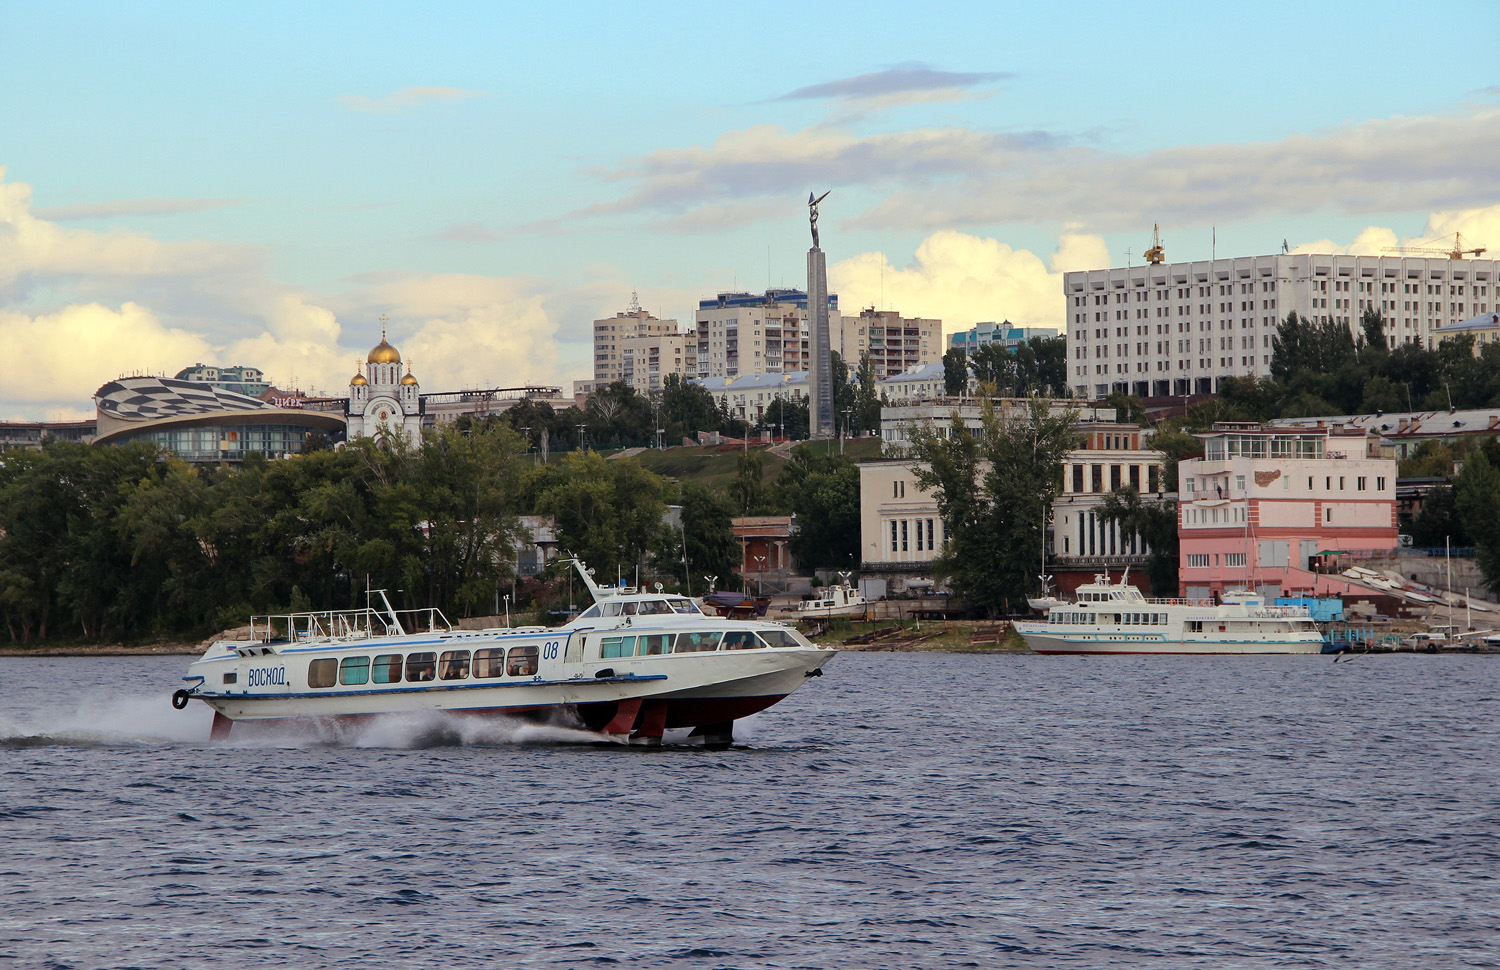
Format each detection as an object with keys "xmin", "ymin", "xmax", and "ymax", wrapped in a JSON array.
[{"xmin": 807, "ymin": 190, "xmax": 835, "ymax": 438}]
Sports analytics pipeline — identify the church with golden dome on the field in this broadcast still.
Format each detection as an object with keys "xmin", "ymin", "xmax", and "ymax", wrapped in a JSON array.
[{"xmin": 346, "ymin": 320, "xmax": 422, "ymax": 443}]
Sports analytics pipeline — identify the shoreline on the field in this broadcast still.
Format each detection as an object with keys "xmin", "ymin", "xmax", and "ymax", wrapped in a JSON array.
[{"xmin": 0, "ymin": 644, "xmax": 200, "ymax": 658}]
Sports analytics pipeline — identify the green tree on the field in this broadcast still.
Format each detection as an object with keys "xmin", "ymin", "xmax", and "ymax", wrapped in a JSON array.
[
  {"xmin": 728, "ymin": 449, "xmax": 768, "ymax": 514},
  {"xmin": 666, "ymin": 483, "xmax": 741, "ymax": 589},
  {"xmin": 942, "ymin": 348, "xmax": 968, "ymax": 396},
  {"xmin": 851, "ymin": 352, "xmax": 882, "ymax": 435},
  {"xmin": 761, "ymin": 397, "xmax": 808, "ymax": 439},
  {"xmin": 906, "ymin": 398, "xmax": 1080, "ymax": 614},
  {"xmin": 1104, "ymin": 391, "xmax": 1146, "ymax": 425},
  {"xmin": 1407, "ymin": 486, "xmax": 1470, "ymax": 549},
  {"xmin": 659, "ymin": 373, "xmax": 723, "ymax": 442},
  {"xmin": 1360, "ymin": 306, "xmax": 1388, "ymax": 350},
  {"xmin": 533, "ymin": 451, "xmax": 668, "ymax": 580},
  {"xmin": 777, "ymin": 447, "xmax": 860, "ymax": 571},
  {"xmin": 1097, "ymin": 486, "xmax": 1180, "ymax": 595},
  {"xmin": 1455, "ymin": 451, "xmax": 1500, "ymax": 593}
]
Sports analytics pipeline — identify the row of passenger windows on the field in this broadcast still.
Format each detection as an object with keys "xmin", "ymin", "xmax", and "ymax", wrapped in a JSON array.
[
  {"xmin": 1050, "ymin": 612, "xmax": 1168, "ymax": 626},
  {"xmin": 306, "ymin": 647, "xmax": 539, "ymax": 689},
  {"xmin": 600, "ymin": 629, "xmax": 797, "ymax": 657},
  {"xmin": 302, "ymin": 629, "xmax": 805, "ymax": 688}
]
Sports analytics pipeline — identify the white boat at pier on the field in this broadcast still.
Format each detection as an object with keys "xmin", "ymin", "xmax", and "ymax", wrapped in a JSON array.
[{"xmin": 1014, "ymin": 571, "xmax": 1324, "ymax": 655}]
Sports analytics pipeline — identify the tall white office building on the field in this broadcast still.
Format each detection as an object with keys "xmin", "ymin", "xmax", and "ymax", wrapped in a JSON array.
[{"xmin": 1065, "ymin": 253, "xmax": 1500, "ymax": 400}]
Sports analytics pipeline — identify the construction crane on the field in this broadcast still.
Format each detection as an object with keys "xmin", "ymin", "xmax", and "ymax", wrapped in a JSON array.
[
  {"xmin": 1382, "ymin": 232, "xmax": 1488, "ymax": 260},
  {"xmin": 1143, "ymin": 223, "xmax": 1165, "ymax": 264}
]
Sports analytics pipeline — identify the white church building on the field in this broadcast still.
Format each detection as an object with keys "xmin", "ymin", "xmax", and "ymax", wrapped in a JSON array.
[{"xmin": 346, "ymin": 324, "xmax": 422, "ymax": 443}]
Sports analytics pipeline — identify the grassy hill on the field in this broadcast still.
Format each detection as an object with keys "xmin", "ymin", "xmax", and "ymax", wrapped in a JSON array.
[{"xmin": 625, "ymin": 438, "xmax": 883, "ymax": 495}]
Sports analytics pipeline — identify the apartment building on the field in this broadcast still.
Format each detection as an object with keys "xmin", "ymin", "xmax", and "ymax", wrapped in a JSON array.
[
  {"xmin": 619, "ymin": 331, "xmax": 696, "ymax": 393},
  {"xmin": 1065, "ymin": 252, "xmax": 1500, "ymax": 400},
  {"xmin": 695, "ymin": 289, "xmax": 836, "ymax": 380},
  {"xmin": 593, "ymin": 301, "xmax": 685, "ymax": 386},
  {"xmin": 840, "ymin": 308, "xmax": 942, "ymax": 378},
  {"xmin": 948, "ymin": 321, "xmax": 1058, "ymax": 352}
]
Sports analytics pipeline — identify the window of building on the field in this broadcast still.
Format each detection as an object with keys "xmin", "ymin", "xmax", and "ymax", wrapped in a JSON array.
[
  {"xmin": 901, "ymin": 520, "xmax": 909, "ymax": 552},
  {"xmin": 1357, "ymin": 477, "xmax": 1366, "ymax": 491}
]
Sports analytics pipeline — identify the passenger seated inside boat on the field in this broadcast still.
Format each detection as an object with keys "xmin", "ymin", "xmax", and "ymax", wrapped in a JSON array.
[
  {"xmin": 508, "ymin": 646, "xmax": 538, "ymax": 676},
  {"xmin": 405, "ymin": 652, "xmax": 436, "ymax": 682}
]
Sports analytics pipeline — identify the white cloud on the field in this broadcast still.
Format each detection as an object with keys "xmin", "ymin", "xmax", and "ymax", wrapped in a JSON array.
[
  {"xmin": 584, "ymin": 106, "xmax": 1500, "ymax": 237},
  {"xmin": 1290, "ymin": 206, "xmax": 1500, "ymax": 256},
  {"xmin": 0, "ymin": 168, "xmax": 254, "ymax": 297},
  {"xmin": 0, "ymin": 170, "xmax": 571, "ymax": 419},
  {"xmin": 0, "ymin": 302, "xmax": 213, "ymax": 418},
  {"xmin": 830, "ymin": 229, "xmax": 1108, "ymax": 334},
  {"xmin": 338, "ymin": 86, "xmax": 483, "ymax": 113},
  {"xmin": 344, "ymin": 275, "xmax": 560, "ymax": 391},
  {"xmin": 32, "ymin": 197, "xmax": 244, "ymax": 221}
]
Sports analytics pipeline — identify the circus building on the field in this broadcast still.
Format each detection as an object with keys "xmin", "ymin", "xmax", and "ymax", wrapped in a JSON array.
[
  {"xmin": 93, "ymin": 375, "xmax": 346, "ymax": 464},
  {"xmin": 346, "ymin": 324, "xmax": 423, "ymax": 443}
]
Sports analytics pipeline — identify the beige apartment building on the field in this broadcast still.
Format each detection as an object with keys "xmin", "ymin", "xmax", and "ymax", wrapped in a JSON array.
[
  {"xmin": 592, "ymin": 299, "xmax": 688, "ymax": 388},
  {"xmin": 840, "ymin": 308, "xmax": 942, "ymax": 379}
]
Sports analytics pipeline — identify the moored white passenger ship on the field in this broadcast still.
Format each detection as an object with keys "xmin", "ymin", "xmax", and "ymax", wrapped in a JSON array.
[
  {"xmin": 173, "ymin": 559, "xmax": 835, "ymax": 746},
  {"xmin": 1014, "ymin": 572, "xmax": 1324, "ymax": 655}
]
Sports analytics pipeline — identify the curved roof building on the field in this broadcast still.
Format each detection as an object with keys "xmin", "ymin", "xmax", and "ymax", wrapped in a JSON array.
[{"xmin": 94, "ymin": 376, "xmax": 346, "ymax": 463}]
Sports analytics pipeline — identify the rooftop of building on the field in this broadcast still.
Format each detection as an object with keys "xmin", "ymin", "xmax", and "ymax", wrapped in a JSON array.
[
  {"xmin": 698, "ymin": 288, "xmax": 838, "ymax": 311},
  {"xmin": 1434, "ymin": 311, "xmax": 1500, "ymax": 333}
]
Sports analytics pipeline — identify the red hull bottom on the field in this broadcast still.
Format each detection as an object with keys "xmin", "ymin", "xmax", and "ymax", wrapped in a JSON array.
[{"xmin": 209, "ymin": 694, "xmax": 788, "ymax": 744}]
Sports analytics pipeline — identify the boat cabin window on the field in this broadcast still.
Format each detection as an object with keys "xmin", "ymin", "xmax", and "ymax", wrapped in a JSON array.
[
  {"xmin": 721, "ymin": 631, "xmax": 758, "ymax": 650},
  {"xmin": 439, "ymin": 650, "xmax": 471, "ymax": 680},
  {"xmin": 340, "ymin": 656, "xmax": 370, "ymax": 686},
  {"xmin": 636, "ymin": 600, "xmax": 674, "ymax": 615},
  {"xmin": 668, "ymin": 598, "xmax": 700, "ymax": 615},
  {"xmin": 1187, "ymin": 621, "xmax": 1204, "ymax": 633},
  {"xmin": 473, "ymin": 648, "xmax": 505, "ymax": 678},
  {"xmin": 757, "ymin": 630, "xmax": 799, "ymax": 648},
  {"xmin": 674, "ymin": 631, "xmax": 723, "ymax": 653},
  {"xmin": 507, "ymin": 645, "xmax": 538, "ymax": 676},
  {"xmin": 308, "ymin": 658, "xmax": 338, "ymax": 689},
  {"xmin": 405, "ymin": 652, "xmax": 437, "ymax": 682},
  {"xmin": 638, "ymin": 634, "xmax": 672, "ymax": 655},
  {"xmin": 578, "ymin": 605, "xmax": 602, "ymax": 619},
  {"xmin": 601, "ymin": 635, "xmax": 636, "ymax": 658},
  {"xmin": 600, "ymin": 603, "xmax": 624, "ymax": 617},
  {"xmin": 373, "ymin": 653, "xmax": 403, "ymax": 683}
]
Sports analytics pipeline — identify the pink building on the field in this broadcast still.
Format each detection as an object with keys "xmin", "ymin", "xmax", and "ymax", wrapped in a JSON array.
[{"xmin": 1178, "ymin": 423, "xmax": 1398, "ymax": 599}]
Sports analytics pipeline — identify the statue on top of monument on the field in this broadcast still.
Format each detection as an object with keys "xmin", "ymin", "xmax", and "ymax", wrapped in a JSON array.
[{"xmin": 808, "ymin": 190, "xmax": 830, "ymax": 249}]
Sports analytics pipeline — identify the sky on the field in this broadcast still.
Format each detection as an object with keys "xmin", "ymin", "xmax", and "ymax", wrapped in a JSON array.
[{"xmin": 3, "ymin": 0, "xmax": 1499, "ymax": 420}]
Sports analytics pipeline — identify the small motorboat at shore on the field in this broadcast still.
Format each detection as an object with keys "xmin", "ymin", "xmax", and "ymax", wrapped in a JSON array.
[
  {"xmin": 787, "ymin": 574, "xmax": 868, "ymax": 619},
  {"xmin": 171, "ymin": 559, "xmax": 835, "ymax": 747}
]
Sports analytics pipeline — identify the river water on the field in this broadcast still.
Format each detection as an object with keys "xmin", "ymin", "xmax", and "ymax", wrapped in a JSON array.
[{"xmin": 2, "ymin": 652, "xmax": 1497, "ymax": 969}]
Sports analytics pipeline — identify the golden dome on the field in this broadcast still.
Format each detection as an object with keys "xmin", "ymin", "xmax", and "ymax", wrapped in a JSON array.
[
  {"xmin": 367, "ymin": 339, "xmax": 400, "ymax": 364},
  {"xmin": 400, "ymin": 371, "xmax": 418, "ymax": 386},
  {"xmin": 351, "ymin": 374, "xmax": 368, "ymax": 386},
  {"xmin": 367, "ymin": 320, "xmax": 401, "ymax": 363}
]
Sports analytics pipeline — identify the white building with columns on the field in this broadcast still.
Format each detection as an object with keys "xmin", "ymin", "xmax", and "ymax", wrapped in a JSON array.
[{"xmin": 1065, "ymin": 251, "xmax": 1500, "ymax": 400}]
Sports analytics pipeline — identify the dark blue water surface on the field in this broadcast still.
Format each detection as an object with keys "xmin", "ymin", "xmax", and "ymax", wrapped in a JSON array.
[{"xmin": 2, "ymin": 652, "xmax": 1498, "ymax": 969}]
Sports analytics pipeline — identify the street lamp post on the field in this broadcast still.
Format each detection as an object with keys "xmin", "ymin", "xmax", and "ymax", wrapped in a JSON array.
[
  {"xmin": 754, "ymin": 554, "xmax": 766, "ymax": 596},
  {"xmin": 577, "ymin": 423, "xmax": 587, "ymax": 451}
]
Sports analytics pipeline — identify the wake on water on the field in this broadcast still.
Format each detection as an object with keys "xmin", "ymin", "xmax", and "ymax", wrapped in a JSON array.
[{"xmin": 0, "ymin": 689, "xmax": 770, "ymax": 750}]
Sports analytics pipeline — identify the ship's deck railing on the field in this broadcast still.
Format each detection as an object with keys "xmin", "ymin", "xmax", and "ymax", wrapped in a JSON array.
[{"xmin": 246, "ymin": 607, "xmax": 453, "ymax": 643}]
